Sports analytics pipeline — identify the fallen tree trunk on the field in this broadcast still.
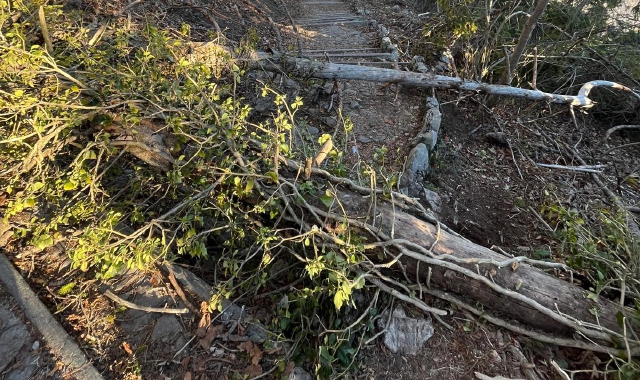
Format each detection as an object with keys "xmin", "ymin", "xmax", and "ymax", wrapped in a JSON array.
[
  {"xmin": 184, "ymin": 43, "xmax": 640, "ymax": 107},
  {"xmin": 327, "ymin": 190, "xmax": 639, "ymax": 350},
  {"xmin": 255, "ymin": 53, "xmax": 640, "ymax": 108}
]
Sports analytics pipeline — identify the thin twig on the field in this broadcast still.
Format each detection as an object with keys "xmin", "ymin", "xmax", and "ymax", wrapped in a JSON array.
[
  {"xmin": 603, "ymin": 141, "xmax": 640, "ymax": 155},
  {"xmin": 528, "ymin": 206, "xmax": 554, "ymax": 232},
  {"xmin": 603, "ymin": 124, "xmax": 640, "ymax": 141},
  {"xmin": 535, "ymin": 163, "xmax": 605, "ymax": 173},
  {"xmin": 167, "ymin": 268, "xmax": 200, "ymax": 315},
  {"xmin": 277, "ymin": 0, "xmax": 303, "ymax": 56},
  {"xmin": 103, "ymin": 289, "xmax": 190, "ymax": 314},
  {"xmin": 366, "ymin": 277, "xmax": 447, "ymax": 315}
]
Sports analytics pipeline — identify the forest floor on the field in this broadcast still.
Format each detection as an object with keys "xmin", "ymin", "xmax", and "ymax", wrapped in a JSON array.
[{"xmin": 2, "ymin": 0, "xmax": 639, "ymax": 379}]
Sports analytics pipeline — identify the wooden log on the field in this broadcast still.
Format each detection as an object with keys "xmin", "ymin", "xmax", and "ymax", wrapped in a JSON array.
[
  {"xmin": 334, "ymin": 191, "xmax": 636, "ymax": 340},
  {"xmin": 182, "ymin": 43, "xmax": 639, "ymax": 107},
  {"xmin": 247, "ymin": 52, "xmax": 640, "ymax": 108}
]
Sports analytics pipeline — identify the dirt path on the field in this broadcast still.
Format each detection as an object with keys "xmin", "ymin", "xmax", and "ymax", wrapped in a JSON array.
[{"xmin": 291, "ymin": 0, "xmax": 424, "ymax": 172}]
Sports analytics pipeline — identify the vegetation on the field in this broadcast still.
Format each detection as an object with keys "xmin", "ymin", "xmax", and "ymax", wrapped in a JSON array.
[
  {"xmin": 0, "ymin": 1, "xmax": 379, "ymax": 377},
  {"xmin": 423, "ymin": 0, "xmax": 640, "ymax": 93},
  {"xmin": 1, "ymin": 0, "xmax": 640, "ymax": 378}
]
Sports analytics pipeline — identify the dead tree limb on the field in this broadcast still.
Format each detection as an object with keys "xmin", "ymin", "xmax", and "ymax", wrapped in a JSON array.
[
  {"xmin": 328, "ymin": 191, "xmax": 638, "ymax": 345},
  {"xmin": 246, "ymin": 52, "xmax": 640, "ymax": 108},
  {"xmin": 184, "ymin": 44, "xmax": 640, "ymax": 108}
]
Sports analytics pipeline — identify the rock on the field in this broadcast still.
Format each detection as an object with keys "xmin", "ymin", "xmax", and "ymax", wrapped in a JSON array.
[
  {"xmin": 288, "ymin": 367, "xmax": 312, "ymax": 380},
  {"xmin": 307, "ymin": 126, "xmax": 320, "ymax": 135},
  {"xmin": 320, "ymin": 117, "xmax": 337, "ymax": 128},
  {"xmin": 253, "ymin": 96, "xmax": 277, "ymax": 114},
  {"xmin": 121, "ymin": 286, "xmax": 177, "ymax": 335},
  {"xmin": 400, "ymin": 143, "xmax": 430, "ymax": 197},
  {"xmin": 414, "ymin": 97, "xmax": 441, "ymax": 149},
  {"xmin": 425, "ymin": 97, "xmax": 441, "ymax": 133},
  {"xmin": 357, "ymin": 135, "xmax": 372, "ymax": 143},
  {"xmin": 392, "ymin": 5, "xmax": 401, "ymax": 13},
  {"xmin": 377, "ymin": 305, "xmax": 434, "ymax": 355},
  {"xmin": 220, "ymin": 302, "xmax": 248, "ymax": 324},
  {"xmin": 283, "ymin": 77, "xmax": 300, "ymax": 89},
  {"xmin": 151, "ymin": 315, "xmax": 184, "ymax": 343},
  {"xmin": 489, "ymin": 349, "xmax": 502, "ymax": 363},
  {"xmin": 349, "ymin": 100, "xmax": 360, "ymax": 109},
  {"xmin": 485, "ymin": 132, "xmax": 509, "ymax": 146},
  {"xmin": 0, "ymin": 305, "xmax": 30, "ymax": 372},
  {"xmin": 421, "ymin": 188, "xmax": 442, "ymax": 214},
  {"xmin": 420, "ymin": 130, "xmax": 438, "ymax": 151},
  {"xmin": 4, "ymin": 353, "xmax": 39, "ymax": 380},
  {"xmin": 246, "ymin": 322, "xmax": 268, "ymax": 343},
  {"xmin": 411, "ymin": 56, "xmax": 429, "ymax": 74}
]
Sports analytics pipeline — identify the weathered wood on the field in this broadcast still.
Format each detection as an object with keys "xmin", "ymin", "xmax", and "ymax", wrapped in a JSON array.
[
  {"xmin": 334, "ymin": 192, "xmax": 635, "ymax": 339},
  {"xmin": 248, "ymin": 52, "xmax": 640, "ymax": 108},
  {"xmin": 183, "ymin": 43, "xmax": 640, "ymax": 107}
]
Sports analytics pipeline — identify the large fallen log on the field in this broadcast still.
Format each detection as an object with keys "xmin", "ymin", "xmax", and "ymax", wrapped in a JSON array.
[{"xmin": 323, "ymin": 190, "xmax": 639, "ymax": 352}]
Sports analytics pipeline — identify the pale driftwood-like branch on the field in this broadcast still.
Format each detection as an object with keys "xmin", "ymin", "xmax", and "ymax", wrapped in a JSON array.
[
  {"xmin": 185, "ymin": 44, "xmax": 640, "ymax": 108},
  {"xmin": 535, "ymin": 163, "xmax": 605, "ymax": 173},
  {"xmin": 249, "ymin": 52, "xmax": 640, "ymax": 108},
  {"xmin": 604, "ymin": 124, "xmax": 640, "ymax": 141},
  {"xmin": 103, "ymin": 289, "xmax": 190, "ymax": 314}
]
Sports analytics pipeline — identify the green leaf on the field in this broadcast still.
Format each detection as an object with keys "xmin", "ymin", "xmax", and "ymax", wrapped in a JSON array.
[
  {"xmin": 30, "ymin": 182, "xmax": 45, "ymax": 192},
  {"xmin": 334, "ymin": 290, "xmax": 346, "ymax": 310},
  {"xmin": 24, "ymin": 197, "xmax": 36, "ymax": 208},
  {"xmin": 84, "ymin": 150, "xmax": 97, "ymax": 160},
  {"xmin": 320, "ymin": 194, "xmax": 334, "ymax": 208},
  {"xmin": 353, "ymin": 277, "xmax": 366, "ymax": 290},
  {"xmin": 57, "ymin": 282, "xmax": 76, "ymax": 296},
  {"xmin": 265, "ymin": 171, "xmax": 278, "ymax": 183},
  {"xmin": 33, "ymin": 235, "xmax": 53, "ymax": 250},
  {"xmin": 532, "ymin": 248, "xmax": 551, "ymax": 259},
  {"xmin": 63, "ymin": 181, "xmax": 76, "ymax": 191},
  {"xmin": 245, "ymin": 178, "xmax": 254, "ymax": 193}
]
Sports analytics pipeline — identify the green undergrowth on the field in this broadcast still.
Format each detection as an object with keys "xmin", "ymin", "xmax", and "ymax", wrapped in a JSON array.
[
  {"xmin": 0, "ymin": 1, "xmax": 380, "ymax": 377},
  {"xmin": 423, "ymin": 0, "xmax": 640, "ymax": 91},
  {"xmin": 543, "ymin": 200, "xmax": 640, "ymax": 379}
]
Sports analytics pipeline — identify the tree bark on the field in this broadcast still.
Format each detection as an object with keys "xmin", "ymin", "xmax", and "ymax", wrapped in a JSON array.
[
  {"xmin": 185, "ymin": 44, "xmax": 640, "ymax": 107},
  {"xmin": 334, "ymin": 191, "xmax": 637, "ymax": 342},
  {"xmin": 246, "ymin": 52, "xmax": 639, "ymax": 108},
  {"xmin": 498, "ymin": 0, "xmax": 550, "ymax": 86}
]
